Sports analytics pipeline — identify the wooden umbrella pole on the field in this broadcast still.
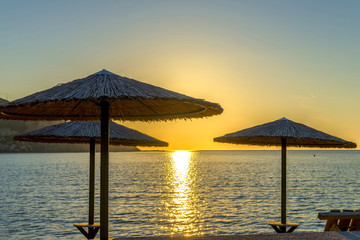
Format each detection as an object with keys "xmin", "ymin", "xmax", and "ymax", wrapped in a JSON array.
[
  {"xmin": 89, "ymin": 139, "xmax": 95, "ymax": 225},
  {"xmin": 281, "ymin": 138, "xmax": 287, "ymax": 231},
  {"xmin": 100, "ymin": 101, "xmax": 110, "ymax": 240}
]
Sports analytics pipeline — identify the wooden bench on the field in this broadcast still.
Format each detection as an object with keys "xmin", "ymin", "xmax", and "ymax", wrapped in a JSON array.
[
  {"xmin": 318, "ymin": 209, "xmax": 360, "ymax": 231},
  {"xmin": 268, "ymin": 221, "xmax": 300, "ymax": 233},
  {"xmin": 74, "ymin": 222, "xmax": 100, "ymax": 239}
]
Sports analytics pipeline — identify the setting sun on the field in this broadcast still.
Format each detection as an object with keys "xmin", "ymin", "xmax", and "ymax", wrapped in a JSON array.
[
  {"xmin": 1, "ymin": 1, "xmax": 360, "ymax": 239},
  {"xmin": 172, "ymin": 151, "xmax": 191, "ymax": 165}
]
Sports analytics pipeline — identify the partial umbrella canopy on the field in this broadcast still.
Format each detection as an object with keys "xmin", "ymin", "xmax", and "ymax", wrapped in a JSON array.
[
  {"xmin": 0, "ymin": 69, "xmax": 223, "ymax": 240},
  {"xmin": 214, "ymin": 117, "xmax": 356, "ymax": 233},
  {"xmin": 14, "ymin": 120, "xmax": 167, "ymax": 239},
  {"xmin": 14, "ymin": 120, "xmax": 168, "ymax": 147}
]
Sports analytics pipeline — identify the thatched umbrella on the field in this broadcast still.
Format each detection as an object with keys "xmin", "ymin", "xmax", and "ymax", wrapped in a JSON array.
[
  {"xmin": 0, "ymin": 69, "xmax": 223, "ymax": 239},
  {"xmin": 14, "ymin": 121, "xmax": 168, "ymax": 147},
  {"xmin": 14, "ymin": 120, "xmax": 168, "ymax": 239},
  {"xmin": 0, "ymin": 69, "xmax": 222, "ymax": 121},
  {"xmin": 214, "ymin": 117, "xmax": 356, "ymax": 233}
]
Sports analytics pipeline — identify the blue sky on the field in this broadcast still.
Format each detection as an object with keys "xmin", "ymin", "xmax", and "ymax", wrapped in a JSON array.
[{"xmin": 1, "ymin": 0, "xmax": 359, "ymax": 149}]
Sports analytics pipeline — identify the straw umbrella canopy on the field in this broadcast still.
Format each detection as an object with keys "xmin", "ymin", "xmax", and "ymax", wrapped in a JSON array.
[
  {"xmin": 0, "ymin": 69, "xmax": 222, "ymax": 121},
  {"xmin": 14, "ymin": 120, "xmax": 167, "ymax": 239},
  {"xmin": 214, "ymin": 117, "xmax": 356, "ymax": 233},
  {"xmin": 0, "ymin": 69, "xmax": 223, "ymax": 240},
  {"xmin": 14, "ymin": 121, "xmax": 168, "ymax": 147}
]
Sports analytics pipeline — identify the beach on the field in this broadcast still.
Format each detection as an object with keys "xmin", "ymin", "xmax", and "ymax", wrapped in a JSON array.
[{"xmin": 114, "ymin": 231, "xmax": 360, "ymax": 240}]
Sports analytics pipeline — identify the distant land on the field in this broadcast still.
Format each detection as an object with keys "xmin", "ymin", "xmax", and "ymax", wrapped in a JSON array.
[{"xmin": 0, "ymin": 98, "xmax": 139, "ymax": 153}]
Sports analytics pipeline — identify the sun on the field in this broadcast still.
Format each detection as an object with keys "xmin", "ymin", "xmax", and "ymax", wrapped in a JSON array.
[
  {"xmin": 172, "ymin": 151, "xmax": 191, "ymax": 173},
  {"xmin": 172, "ymin": 150, "xmax": 191, "ymax": 162}
]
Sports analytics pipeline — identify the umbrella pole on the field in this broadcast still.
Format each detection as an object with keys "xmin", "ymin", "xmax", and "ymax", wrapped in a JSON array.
[
  {"xmin": 100, "ymin": 101, "xmax": 110, "ymax": 240},
  {"xmin": 281, "ymin": 138, "xmax": 287, "ymax": 232},
  {"xmin": 89, "ymin": 139, "xmax": 95, "ymax": 225}
]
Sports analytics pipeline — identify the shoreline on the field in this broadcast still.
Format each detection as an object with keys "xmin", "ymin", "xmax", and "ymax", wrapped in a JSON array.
[{"xmin": 114, "ymin": 231, "xmax": 360, "ymax": 240}]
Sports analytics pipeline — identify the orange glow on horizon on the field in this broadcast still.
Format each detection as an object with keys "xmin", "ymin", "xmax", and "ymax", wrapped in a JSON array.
[{"xmin": 2, "ymin": 1, "xmax": 359, "ymax": 151}]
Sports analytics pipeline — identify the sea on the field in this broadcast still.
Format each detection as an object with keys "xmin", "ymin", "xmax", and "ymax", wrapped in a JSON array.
[{"xmin": 0, "ymin": 150, "xmax": 359, "ymax": 239}]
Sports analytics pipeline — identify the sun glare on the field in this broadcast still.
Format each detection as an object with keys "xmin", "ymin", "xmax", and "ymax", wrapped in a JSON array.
[{"xmin": 172, "ymin": 151, "xmax": 191, "ymax": 173}]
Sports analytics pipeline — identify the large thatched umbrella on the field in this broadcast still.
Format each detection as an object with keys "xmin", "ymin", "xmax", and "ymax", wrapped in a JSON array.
[
  {"xmin": 14, "ymin": 120, "xmax": 168, "ymax": 239},
  {"xmin": 0, "ymin": 69, "xmax": 223, "ymax": 239},
  {"xmin": 214, "ymin": 117, "xmax": 356, "ymax": 233}
]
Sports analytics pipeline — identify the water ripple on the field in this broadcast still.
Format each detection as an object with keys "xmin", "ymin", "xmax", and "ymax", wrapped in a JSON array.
[{"xmin": 1, "ymin": 150, "xmax": 360, "ymax": 239}]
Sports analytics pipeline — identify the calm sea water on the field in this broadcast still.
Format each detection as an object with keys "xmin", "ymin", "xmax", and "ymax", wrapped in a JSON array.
[{"xmin": 0, "ymin": 150, "xmax": 359, "ymax": 239}]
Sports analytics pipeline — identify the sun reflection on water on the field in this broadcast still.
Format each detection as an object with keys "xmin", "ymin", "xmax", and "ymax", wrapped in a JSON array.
[
  {"xmin": 172, "ymin": 151, "xmax": 191, "ymax": 178},
  {"xmin": 161, "ymin": 151, "xmax": 204, "ymax": 236}
]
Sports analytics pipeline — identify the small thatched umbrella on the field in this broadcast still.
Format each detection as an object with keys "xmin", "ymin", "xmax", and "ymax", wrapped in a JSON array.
[
  {"xmin": 214, "ymin": 117, "xmax": 356, "ymax": 233},
  {"xmin": 0, "ymin": 69, "xmax": 223, "ymax": 239},
  {"xmin": 14, "ymin": 121, "xmax": 168, "ymax": 147},
  {"xmin": 14, "ymin": 121, "xmax": 168, "ymax": 239}
]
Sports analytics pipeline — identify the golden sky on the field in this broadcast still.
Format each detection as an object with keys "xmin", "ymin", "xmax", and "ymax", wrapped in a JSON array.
[{"xmin": 1, "ymin": 1, "xmax": 359, "ymax": 150}]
